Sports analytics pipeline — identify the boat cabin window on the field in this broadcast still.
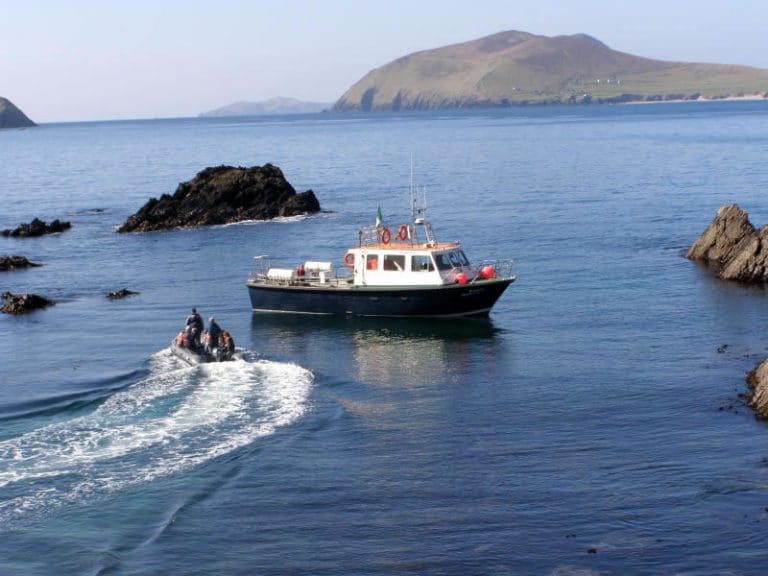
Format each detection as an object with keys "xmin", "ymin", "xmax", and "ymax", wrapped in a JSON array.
[
  {"xmin": 435, "ymin": 250, "xmax": 470, "ymax": 270},
  {"xmin": 366, "ymin": 255, "xmax": 379, "ymax": 270},
  {"xmin": 434, "ymin": 253, "xmax": 452, "ymax": 271},
  {"xmin": 383, "ymin": 254, "xmax": 405, "ymax": 271},
  {"xmin": 411, "ymin": 254, "xmax": 434, "ymax": 272}
]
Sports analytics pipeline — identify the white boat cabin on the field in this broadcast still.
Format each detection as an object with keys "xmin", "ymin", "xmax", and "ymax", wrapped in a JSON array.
[{"xmin": 345, "ymin": 242, "xmax": 474, "ymax": 287}]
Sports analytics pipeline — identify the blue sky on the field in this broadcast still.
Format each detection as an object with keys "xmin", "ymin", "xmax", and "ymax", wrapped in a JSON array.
[{"xmin": 2, "ymin": 0, "xmax": 767, "ymax": 122}]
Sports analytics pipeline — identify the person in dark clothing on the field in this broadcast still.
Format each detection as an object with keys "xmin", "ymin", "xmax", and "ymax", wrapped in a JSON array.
[
  {"xmin": 186, "ymin": 308, "xmax": 204, "ymax": 346},
  {"xmin": 206, "ymin": 317, "xmax": 222, "ymax": 353}
]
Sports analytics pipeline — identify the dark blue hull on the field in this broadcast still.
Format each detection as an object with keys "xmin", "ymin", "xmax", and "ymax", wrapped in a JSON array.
[{"xmin": 246, "ymin": 278, "xmax": 514, "ymax": 317}]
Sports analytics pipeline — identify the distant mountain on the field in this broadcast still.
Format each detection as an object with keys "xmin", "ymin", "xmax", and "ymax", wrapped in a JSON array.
[
  {"xmin": 333, "ymin": 30, "xmax": 768, "ymax": 111},
  {"xmin": 200, "ymin": 97, "xmax": 331, "ymax": 117},
  {"xmin": 0, "ymin": 97, "xmax": 35, "ymax": 128}
]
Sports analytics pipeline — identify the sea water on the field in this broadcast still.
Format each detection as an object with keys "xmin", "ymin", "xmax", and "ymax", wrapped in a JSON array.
[{"xmin": 1, "ymin": 103, "xmax": 768, "ymax": 574}]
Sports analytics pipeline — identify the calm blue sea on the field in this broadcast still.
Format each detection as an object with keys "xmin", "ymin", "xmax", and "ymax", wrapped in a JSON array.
[{"xmin": 2, "ymin": 102, "xmax": 768, "ymax": 575}]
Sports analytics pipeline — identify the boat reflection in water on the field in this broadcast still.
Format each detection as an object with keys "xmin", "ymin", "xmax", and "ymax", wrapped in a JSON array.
[{"xmin": 249, "ymin": 313, "xmax": 512, "ymax": 389}]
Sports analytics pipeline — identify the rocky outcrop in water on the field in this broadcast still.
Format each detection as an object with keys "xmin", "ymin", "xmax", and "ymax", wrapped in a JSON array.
[
  {"xmin": 1, "ymin": 292, "xmax": 55, "ymax": 314},
  {"xmin": 746, "ymin": 360, "xmax": 768, "ymax": 419},
  {"xmin": 0, "ymin": 256, "xmax": 41, "ymax": 271},
  {"xmin": 107, "ymin": 288, "xmax": 139, "ymax": 300},
  {"xmin": 118, "ymin": 164, "xmax": 320, "ymax": 233},
  {"xmin": 2, "ymin": 218, "xmax": 71, "ymax": 238},
  {"xmin": 686, "ymin": 204, "xmax": 768, "ymax": 283},
  {"xmin": 691, "ymin": 206, "xmax": 768, "ymax": 419}
]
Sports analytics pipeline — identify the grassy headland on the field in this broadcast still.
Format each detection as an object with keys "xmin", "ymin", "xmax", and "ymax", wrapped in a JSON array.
[{"xmin": 333, "ymin": 31, "xmax": 768, "ymax": 111}]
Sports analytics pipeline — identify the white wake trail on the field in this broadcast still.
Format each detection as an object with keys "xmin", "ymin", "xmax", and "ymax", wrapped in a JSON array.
[{"xmin": 0, "ymin": 354, "xmax": 313, "ymax": 523}]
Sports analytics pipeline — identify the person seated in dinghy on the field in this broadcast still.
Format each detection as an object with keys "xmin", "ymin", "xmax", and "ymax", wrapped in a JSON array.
[
  {"xmin": 176, "ymin": 325, "xmax": 198, "ymax": 349},
  {"xmin": 204, "ymin": 317, "xmax": 222, "ymax": 354},
  {"xmin": 221, "ymin": 331, "xmax": 235, "ymax": 359}
]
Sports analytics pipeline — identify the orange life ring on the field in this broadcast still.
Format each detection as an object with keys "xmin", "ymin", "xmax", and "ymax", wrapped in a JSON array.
[
  {"xmin": 397, "ymin": 224, "xmax": 408, "ymax": 241},
  {"xmin": 344, "ymin": 252, "xmax": 355, "ymax": 267},
  {"xmin": 381, "ymin": 227, "xmax": 391, "ymax": 244}
]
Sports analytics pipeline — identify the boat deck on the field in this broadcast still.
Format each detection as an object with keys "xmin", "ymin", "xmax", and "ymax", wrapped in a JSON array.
[{"xmin": 247, "ymin": 275, "xmax": 356, "ymax": 290}]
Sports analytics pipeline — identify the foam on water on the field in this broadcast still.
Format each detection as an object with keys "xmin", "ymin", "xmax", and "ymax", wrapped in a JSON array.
[{"xmin": 0, "ymin": 350, "xmax": 313, "ymax": 524}]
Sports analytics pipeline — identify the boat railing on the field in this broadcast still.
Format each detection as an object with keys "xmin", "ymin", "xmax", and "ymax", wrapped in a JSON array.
[
  {"xmin": 249, "ymin": 255, "xmax": 353, "ymax": 287},
  {"xmin": 359, "ymin": 226, "xmax": 380, "ymax": 246},
  {"xmin": 474, "ymin": 259, "xmax": 514, "ymax": 281},
  {"xmin": 250, "ymin": 255, "xmax": 271, "ymax": 280},
  {"xmin": 357, "ymin": 224, "xmax": 421, "ymax": 247}
]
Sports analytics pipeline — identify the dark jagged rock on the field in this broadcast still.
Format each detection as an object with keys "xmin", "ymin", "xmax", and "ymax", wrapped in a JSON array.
[
  {"xmin": 0, "ymin": 97, "xmax": 36, "ymax": 129},
  {"xmin": 2, "ymin": 218, "xmax": 71, "ymax": 238},
  {"xmin": 107, "ymin": 288, "xmax": 139, "ymax": 300},
  {"xmin": 686, "ymin": 204, "xmax": 768, "ymax": 283},
  {"xmin": 118, "ymin": 164, "xmax": 321, "ymax": 233},
  {"xmin": 1, "ymin": 292, "xmax": 55, "ymax": 314},
  {"xmin": 0, "ymin": 256, "xmax": 42, "ymax": 271},
  {"xmin": 746, "ymin": 360, "xmax": 768, "ymax": 419}
]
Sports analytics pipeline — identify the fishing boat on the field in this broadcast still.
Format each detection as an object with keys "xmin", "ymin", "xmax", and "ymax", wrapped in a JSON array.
[{"xmin": 246, "ymin": 195, "xmax": 515, "ymax": 318}]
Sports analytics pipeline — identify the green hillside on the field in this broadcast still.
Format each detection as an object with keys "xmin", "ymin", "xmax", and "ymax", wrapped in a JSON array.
[
  {"xmin": 333, "ymin": 31, "xmax": 768, "ymax": 111},
  {"xmin": 0, "ymin": 97, "xmax": 36, "ymax": 128}
]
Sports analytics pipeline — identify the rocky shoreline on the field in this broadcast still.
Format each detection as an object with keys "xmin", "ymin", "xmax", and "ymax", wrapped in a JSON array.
[
  {"xmin": 746, "ymin": 361, "xmax": 768, "ymax": 419},
  {"xmin": 688, "ymin": 204, "xmax": 768, "ymax": 420},
  {"xmin": 118, "ymin": 164, "xmax": 320, "ymax": 233}
]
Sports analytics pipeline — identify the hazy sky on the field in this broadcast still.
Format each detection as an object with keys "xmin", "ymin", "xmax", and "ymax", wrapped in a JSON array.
[{"xmin": 3, "ymin": 0, "xmax": 767, "ymax": 122}]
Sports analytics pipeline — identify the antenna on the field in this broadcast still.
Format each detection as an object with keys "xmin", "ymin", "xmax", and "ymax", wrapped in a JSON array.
[
  {"xmin": 408, "ymin": 157, "xmax": 436, "ymax": 245},
  {"xmin": 410, "ymin": 153, "xmax": 413, "ymax": 192}
]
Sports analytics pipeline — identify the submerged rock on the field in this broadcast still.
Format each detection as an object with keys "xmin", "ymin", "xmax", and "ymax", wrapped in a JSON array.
[
  {"xmin": 107, "ymin": 288, "xmax": 139, "ymax": 300},
  {"xmin": 746, "ymin": 360, "xmax": 768, "ymax": 420},
  {"xmin": 2, "ymin": 218, "xmax": 71, "ymax": 238},
  {"xmin": 0, "ymin": 255, "xmax": 41, "ymax": 271},
  {"xmin": 118, "ymin": 164, "xmax": 321, "ymax": 233},
  {"xmin": 1, "ymin": 292, "xmax": 55, "ymax": 314},
  {"xmin": 686, "ymin": 204, "xmax": 768, "ymax": 283}
]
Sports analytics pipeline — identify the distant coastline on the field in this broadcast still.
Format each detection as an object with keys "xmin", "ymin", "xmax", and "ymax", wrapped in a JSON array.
[
  {"xmin": 622, "ymin": 93, "xmax": 768, "ymax": 105},
  {"xmin": 200, "ymin": 97, "xmax": 331, "ymax": 117}
]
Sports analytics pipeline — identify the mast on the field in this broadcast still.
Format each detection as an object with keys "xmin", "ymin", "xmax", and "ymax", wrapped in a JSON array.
[{"xmin": 409, "ymin": 163, "xmax": 436, "ymax": 246}]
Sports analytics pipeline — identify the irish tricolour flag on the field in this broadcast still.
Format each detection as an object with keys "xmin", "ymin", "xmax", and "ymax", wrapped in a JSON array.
[{"xmin": 376, "ymin": 206, "xmax": 382, "ymax": 228}]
